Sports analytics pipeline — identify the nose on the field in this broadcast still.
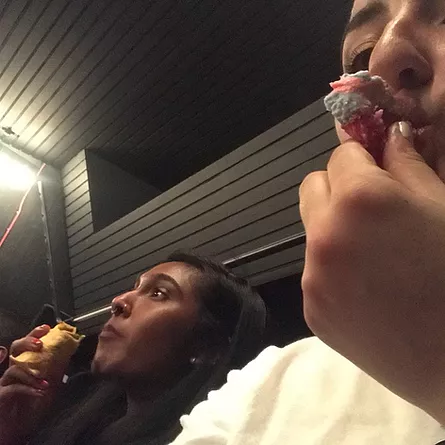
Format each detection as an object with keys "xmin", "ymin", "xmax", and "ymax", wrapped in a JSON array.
[
  {"xmin": 369, "ymin": 18, "xmax": 432, "ymax": 92},
  {"xmin": 111, "ymin": 294, "xmax": 132, "ymax": 318}
]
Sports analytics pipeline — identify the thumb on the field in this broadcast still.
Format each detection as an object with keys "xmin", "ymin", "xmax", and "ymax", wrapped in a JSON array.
[{"xmin": 383, "ymin": 121, "xmax": 445, "ymax": 197}]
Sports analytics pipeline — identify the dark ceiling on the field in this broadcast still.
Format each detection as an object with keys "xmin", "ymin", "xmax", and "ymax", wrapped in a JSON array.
[{"xmin": 0, "ymin": 0, "xmax": 351, "ymax": 190}]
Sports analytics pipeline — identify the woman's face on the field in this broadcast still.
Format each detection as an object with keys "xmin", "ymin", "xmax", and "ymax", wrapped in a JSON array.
[
  {"xmin": 342, "ymin": 0, "xmax": 445, "ymax": 181},
  {"xmin": 92, "ymin": 262, "xmax": 202, "ymax": 382}
]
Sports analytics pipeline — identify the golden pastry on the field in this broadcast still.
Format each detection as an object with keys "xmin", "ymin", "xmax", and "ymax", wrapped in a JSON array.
[{"xmin": 10, "ymin": 322, "xmax": 84, "ymax": 378}]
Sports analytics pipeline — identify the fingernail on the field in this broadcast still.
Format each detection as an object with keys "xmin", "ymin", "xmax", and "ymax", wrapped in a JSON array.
[
  {"xmin": 391, "ymin": 121, "xmax": 413, "ymax": 143},
  {"xmin": 39, "ymin": 379, "xmax": 49, "ymax": 388},
  {"xmin": 34, "ymin": 389, "xmax": 45, "ymax": 396},
  {"xmin": 38, "ymin": 324, "xmax": 50, "ymax": 329},
  {"xmin": 32, "ymin": 338, "xmax": 42, "ymax": 345}
]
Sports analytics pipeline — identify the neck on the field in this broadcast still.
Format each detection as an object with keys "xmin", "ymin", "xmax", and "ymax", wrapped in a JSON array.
[
  {"xmin": 123, "ymin": 377, "xmax": 165, "ymax": 415},
  {"xmin": 117, "ymin": 364, "xmax": 193, "ymax": 415}
]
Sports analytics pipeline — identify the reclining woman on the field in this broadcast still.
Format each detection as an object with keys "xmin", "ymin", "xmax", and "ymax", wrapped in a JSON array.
[{"xmin": 0, "ymin": 251, "xmax": 266, "ymax": 445}]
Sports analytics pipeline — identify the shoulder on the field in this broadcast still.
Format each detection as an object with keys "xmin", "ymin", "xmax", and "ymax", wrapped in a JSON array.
[
  {"xmin": 189, "ymin": 336, "xmax": 329, "ymax": 404},
  {"xmin": 225, "ymin": 336, "xmax": 336, "ymax": 381},
  {"xmin": 174, "ymin": 338, "xmax": 445, "ymax": 445},
  {"xmin": 172, "ymin": 337, "xmax": 326, "ymax": 444}
]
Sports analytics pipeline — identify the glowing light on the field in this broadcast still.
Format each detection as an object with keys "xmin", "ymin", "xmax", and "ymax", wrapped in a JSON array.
[{"xmin": 0, "ymin": 152, "xmax": 36, "ymax": 190}]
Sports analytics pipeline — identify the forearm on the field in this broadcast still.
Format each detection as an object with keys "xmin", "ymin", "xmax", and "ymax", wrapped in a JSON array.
[{"xmin": 0, "ymin": 387, "xmax": 59, "ymax": 445}]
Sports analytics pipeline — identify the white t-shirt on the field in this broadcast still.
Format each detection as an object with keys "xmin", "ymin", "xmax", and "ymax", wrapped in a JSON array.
[{"xmin": 172, "ymin": 337, "xmax": 445, "ymax": 445}]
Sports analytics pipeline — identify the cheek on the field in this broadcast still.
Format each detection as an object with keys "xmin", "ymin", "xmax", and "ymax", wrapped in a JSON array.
[
  {"xmin": 133, "ymin": 315, "xmax": 194, "ymax": 354},
  {"xmin": 124, "ymin": 311, "xmax": 198, "ymax": 373}
]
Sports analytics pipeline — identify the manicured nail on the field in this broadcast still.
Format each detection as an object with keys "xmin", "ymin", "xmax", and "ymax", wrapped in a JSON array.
[
  {"xmin": 32, "ymin": 338, "xmax": 42, "ymax": 345},
  {"xmin": 391, "ymin": 121, "xmax": 413, "ymax": 143},
  {"xmin": 39, "ymin": 379, "xmax": 49, "ymax": 388},
  {"xmin": 399, "ymin": 121, "xmax": 413, "ymax": 142}
]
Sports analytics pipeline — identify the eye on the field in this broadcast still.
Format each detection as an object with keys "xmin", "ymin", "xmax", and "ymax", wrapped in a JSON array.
[
  {"xmin": 150, "ymin": 288, "xmax": 168, "ymax": 300},
  {"xmin": 344, "ymin": 46, "xmax": 373, "ymax": 73}
]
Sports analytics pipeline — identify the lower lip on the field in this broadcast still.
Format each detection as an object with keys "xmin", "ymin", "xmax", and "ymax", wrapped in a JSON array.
[{"xmin": 99, "ymin": 330, "xmax": 120, "ymax": 339}]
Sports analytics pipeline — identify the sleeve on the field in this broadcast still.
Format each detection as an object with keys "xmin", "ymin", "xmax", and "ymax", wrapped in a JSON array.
[{"xmin": 169, "ymin": 346, "xmax": 282, "ymax": 445}]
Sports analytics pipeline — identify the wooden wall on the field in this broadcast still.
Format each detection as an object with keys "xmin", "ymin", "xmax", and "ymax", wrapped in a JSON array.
[{"xmin": 62, "ymin": 98, "xmax": 336, "ymax": 333}]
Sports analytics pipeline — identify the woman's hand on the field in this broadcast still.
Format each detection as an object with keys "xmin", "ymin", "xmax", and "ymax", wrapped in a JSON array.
[
  {"xmin": 300, "ymin": 122, "xmax": 445, "ymax": 423},
  {"xmin": 0, "ymin": 325, "xmax": 54, "ymax": 445}
]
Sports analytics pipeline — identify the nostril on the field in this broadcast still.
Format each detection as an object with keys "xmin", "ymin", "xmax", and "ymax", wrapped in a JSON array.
[
  {"xmin": 399, "ymin": 67, "xmax": 420, "ymax": 89},
  {"xmin": 111, "ymin": 301, "xmax": 123, "ymax": 316},
  {"xmin": 111, "ymin": 301, "xmax": 130, "ymax": 317}
]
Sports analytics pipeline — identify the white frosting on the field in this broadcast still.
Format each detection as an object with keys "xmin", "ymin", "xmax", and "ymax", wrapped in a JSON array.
[{"xmin": 324, "ymin": 91, "xmax": 372, "ymax": 125}]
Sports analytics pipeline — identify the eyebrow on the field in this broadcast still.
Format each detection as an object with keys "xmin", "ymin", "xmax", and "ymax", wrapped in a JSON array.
[{"xmin": 342, "ymin": 1, "xmax": 387, "ymax": 44}]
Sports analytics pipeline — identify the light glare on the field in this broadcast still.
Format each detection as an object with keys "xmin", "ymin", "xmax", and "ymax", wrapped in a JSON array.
[{"xmin": 0, "ymin": 153, "xmax": 36, "ymax": 191}]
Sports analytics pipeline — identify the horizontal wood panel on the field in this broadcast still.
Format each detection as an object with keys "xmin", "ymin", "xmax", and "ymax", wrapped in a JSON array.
[
  {"xmin": 247, "ymin": 258, "xmax": 305, "ymax": 287},
  {"xmin": 62, "ymin": 151, "xmax": 86, "ymax": 180},
  {"xmin": 75, "ymin": 256, "xmax": 305, "ymax": 335},
  {"xmin": 74, "ymin": 233, "xmax": 307, "ymax": 317},
  {"xmin": 71, "ymin": 131, "xmax": 335, "ymax": 290},
  {"xmin": 68, "ymin": 223, "xmax": 94, "ymax": 248},
  {"xmin": 203, "ymin": 216, "xmax": 304, "ymax": 262},
  {"xmin": 64, "ymin": 180, "xmax": 89, "ymax": 208},
  {"xmin": 66, "ymin": 202, "xmax": 92, "ymax": 228},
  {"xmin": 69, "ymin": 100, "xmax": 327, "ymax": 258},
  {"xmin": 67, "ymin": 212, "xmax": 93, "ymax": 237},
  {"xmin": 63, "ymin": 98, "xmax": 337, "ymax": 319},
  {"xmin": 70, "ymin": 108, "xmax": 332, "ymax": 266},
  {"xmin": 62, "ymin": 159, "xmax": 86, "ymax": 185},
  {"xmin": 63, "ymin": 150, "xmax": 92, "ymax": 257},
  {"xmin": 234, "ymin": 243, "xmax": 306, "ymax": 279},
  {"xmin": 65, "ymin": 191, "xmax": 90, "ymax": 218},
  {"xmin": 72, "ymin": 148, "xmax": 332, "ymax": 306},
  {"xmin": 63, "ymin": 172, "xmax": 89, "ymax": 198},
  {"xmin": 73, "ymin": 220, "xmax": 302, "ymax": 315}
]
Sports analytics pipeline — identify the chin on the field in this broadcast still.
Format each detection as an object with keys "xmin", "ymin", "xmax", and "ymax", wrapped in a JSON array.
[
  {"xmin": 91, "ymin": 351, "xmax": 116, "ymax": 376},
  {"xmin": 90, "ymin": 357, "xmax": 105, "ymax": 375}
]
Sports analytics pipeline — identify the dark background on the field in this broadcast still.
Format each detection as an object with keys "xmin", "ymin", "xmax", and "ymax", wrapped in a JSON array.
[{"xmin": 0, "ymin": 180, "xmax": 50, "ymax": 323}]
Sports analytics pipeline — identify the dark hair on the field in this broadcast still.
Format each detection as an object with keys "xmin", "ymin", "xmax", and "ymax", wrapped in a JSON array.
[
  {"xmin": 167, "ymin": 251, "xmax": 266, "ymax": 370},
  {"xmin": 30, "ymin": 251, "xmax": 266, "ymax": 445}
]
